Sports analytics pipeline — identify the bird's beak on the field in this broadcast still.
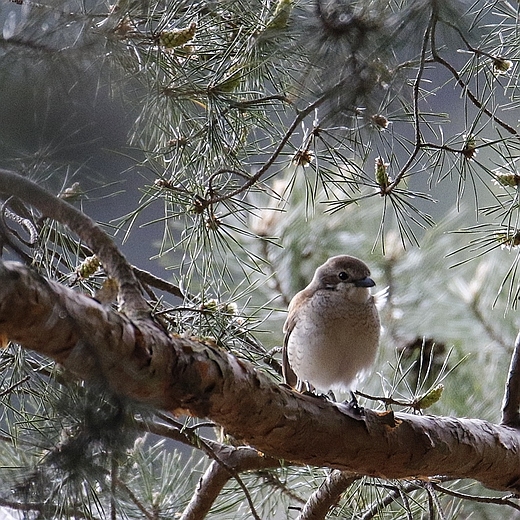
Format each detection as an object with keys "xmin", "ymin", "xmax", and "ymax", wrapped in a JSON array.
[{"xmin": 354, "ymin": 276, "xmax": 375, "ymax": 288}]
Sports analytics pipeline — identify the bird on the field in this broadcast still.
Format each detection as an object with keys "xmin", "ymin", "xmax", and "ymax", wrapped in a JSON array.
[{"xmin": 282, "ymin": 255, "xmax": 381, "ymax": 398}]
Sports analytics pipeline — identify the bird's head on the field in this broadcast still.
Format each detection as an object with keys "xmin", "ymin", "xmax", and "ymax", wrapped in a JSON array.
[{"xmin": 312, "ymin": 255, "xmax": 375, "ymax": 303}]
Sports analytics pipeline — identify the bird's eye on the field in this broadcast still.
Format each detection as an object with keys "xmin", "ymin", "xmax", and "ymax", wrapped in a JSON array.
[{"xmin": 338, "ymin": 271, "xmax": 349, "ymax": 281}]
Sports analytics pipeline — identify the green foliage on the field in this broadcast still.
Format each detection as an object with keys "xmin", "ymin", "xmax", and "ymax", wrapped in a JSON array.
[{"xmin": 0, "ymin": 346, "xmax": 207, "ymax": 518}]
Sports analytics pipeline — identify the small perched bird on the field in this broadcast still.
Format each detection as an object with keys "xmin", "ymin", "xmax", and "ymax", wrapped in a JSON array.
[{"xmin": 282, "ymin": 255, "xmax": 381, "ymax": 396}]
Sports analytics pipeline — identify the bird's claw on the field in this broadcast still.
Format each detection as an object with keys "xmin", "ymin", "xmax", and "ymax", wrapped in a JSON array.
[{"xmin": 342, "ymin": 391, "xmax": 365, "ymax": 417}]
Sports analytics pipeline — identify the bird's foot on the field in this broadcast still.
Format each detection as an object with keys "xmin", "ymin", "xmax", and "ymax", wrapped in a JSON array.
[
  {"xmin": 300, "ymin": 390, "xmax": 328, "ymax": 400},
  {"xmin": 342, "ymin": 391, "xmax": 365, "ymax": 417}
]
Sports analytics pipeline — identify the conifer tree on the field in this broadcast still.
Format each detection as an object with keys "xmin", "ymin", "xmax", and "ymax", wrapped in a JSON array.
[{"xmin": 2, "ymin": 0, "xmax": 520, "ymax": 518}]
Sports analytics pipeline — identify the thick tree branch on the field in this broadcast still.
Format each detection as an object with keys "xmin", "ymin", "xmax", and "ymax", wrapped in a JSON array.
[
  {"xmin": 502, "ymin": 331, "xmax": 520, "ymax": 427},
  {"xmin": 0, "ymin": 260, "xmax": 170, "ymax": 402},
  {"xmin": 2, "ymin": 167, "xmax": 520, "ymax": 498},
  {"xmin": 2, "ymin": 261, "xmax": 520, "ymax": 494}
]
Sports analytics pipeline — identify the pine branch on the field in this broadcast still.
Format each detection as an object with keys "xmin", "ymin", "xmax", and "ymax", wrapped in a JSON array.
[
  {"xmin": 3, "ymin": 171, "xmax": 520, "ymax": 500},
  {"xmin": 0, "ymin": 169, "xmax": 150, "ymax": 318},
  {"xmin": 2, "ymin": 259, "xmax": 520, "ymax": 493},
  {"xmin": 360, "ymin": 481, "xmax": 420, "ymax": 520},
  {"xmin": 179, "ymin": 445, "xmax": 279, "ymax": 520},
  {"xmin": 430, "ymin": 19, "xmax": 518, "ymax": 137},
  {"xmin": 383, "ymin": 7, "xmax": 434, "ymax": 195},
  {"xmin": 430, "ymin": 482, "xmax": 520, "ymax": 512},
  {"xmin": 132, "ymin": 266, "xmax": 186, "ymax": 300},
  {"xmin": 204, "ymin": 87, "xmax": 336, "ymax": 207},
  {"xmin": 0, "ymin": 496, "xmax": 100, "ymax": 519},
  {"xmin": 296, "ymin": 470, "xmax": 360, "ymax": 520}
]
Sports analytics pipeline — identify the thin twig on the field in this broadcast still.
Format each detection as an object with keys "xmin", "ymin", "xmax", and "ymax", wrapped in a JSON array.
[
  {"xmin": 110, "ymin": 458, "xmax": 118, "ymax": 520},
  {"xmin": 179, "ymin": 444, "xmax": 280, "ymax": 520},
  {"xmin": 115, "ymin": 476, "xmax": 155, "ymax": 520},
  {"xmin": 430, "ymin": 482, "xmax": 520, "ymax": 512},
  {"xmin": 143, "ymin": 414, "xmax": 274, "ymax": 520},
  {"xmin": 424, "ymin": 482, "xmax": 447, "ymax": 520},
  {"xmin": 205, "ymin": 89, "xmax": 334, "ymax": 206},
  {"xmin": 384, "ymin": 8, "xmax": 434, "ymax": 194},
  {"xmin": 0, "ymin": 200, "xmax": 34, "ymax": 263},
  {"xmin": 355, "ymin": 390, "xmax": 433, "ymax": 412},
  {"xmin": 360, "ymin": 481, "xmax": 419, "ymax": 520},
  {"xmin": 228, "ymin": 94, "xmax": 293, "ymax": 110},
  {"xmin": 432, "ymin": 53, "xmax": 517, "ymax": 135},
  {"xmin": 138, "ymin": 418, "xmax": 261, "ymax": 519},
  {"xmin": 2, "ymin": 198, "xmax": 39, "ymax": 245},
  {"xmin": 469, "ymin": 298, "xmax": 509, "ymax": 351},
  {"xmin": 355, "ymin": 390, "xmax": 413, "ymax": 408},
  {"xmin": 0, "ymin": 375, "xmax": 31, "ymax": 398},
  {"xmin": 256, "ymin": 470, "xmax": 306, "ymax": 505},
  {"xmin": 195, "ymin": 438, "xmax": 263, "ymax": 520},
  {"xmin": 136, "ymin": 415, "xmax": 202, "ymax": 449},
  {"xmin": 430, "ymin": 16, "xmax": 517, "ymax": 137},
  {"xmin": 0, "ymin": 496, "xmax": 100, "ymax": 519},
  {"xmin": 132, "ymin": 266, "xmax": 186, "ymax": 300},
  {"xmin": 260, "ymin": 239, "xmax": 291, "ymax": 308}
]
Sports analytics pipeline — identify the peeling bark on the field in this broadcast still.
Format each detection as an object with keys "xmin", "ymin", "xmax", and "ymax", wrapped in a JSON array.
[{"xmin": 1, "ymin": 260, "xmax": 520, "ymax": 493}]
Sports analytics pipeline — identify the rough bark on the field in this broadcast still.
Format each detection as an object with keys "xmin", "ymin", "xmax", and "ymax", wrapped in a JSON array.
[{"xmin": 1, "ymin": 260, "xmax": 520, "ymax": 494}]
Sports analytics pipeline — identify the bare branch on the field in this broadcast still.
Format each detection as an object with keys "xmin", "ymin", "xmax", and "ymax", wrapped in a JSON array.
[
  {"xmin": 257, "ymin": 470, "xmax": 306, "ymax": 505},
  {"xmin": 115, "ymin": 476, "xmax": 155, "ymax": 520},
  {"xmin": 180, "ymin": 460, "xmax": 231, "ymax": 520},
  {"xmin": 430, "ymin": 17, "xmax": 518, "ymax": 137},
  {"xmin": 383, "ymin": 8, "xmax": 434, "ymax": 194},
  {"xmin": 430, "ymin": 482, "xmax": 520, "ymax": 512},
  {"xmin": 0, "ymin": 496, "xmax": 100, "ymax": 519},
  {"xmin": 360, "ymin": 481, "xmax": 419, "ymax": 520},
  {"xmin": 2, "ymin": 172, "xmax": 520, "ymax": 496},
  {"xmin": 0, "ymin": 375, "xmax": 30, "ymax": 397},
  {"xmin": 296, "ymin": 470, "xmax": 360, "ymax": 520},
  {"xmin": 205, "ymin": 89, "xmax": 332, "ymax": 206},
  {"xmin": 132, "ymin": 266, "xmax": 186, "ymax": 300},
  {"xmin": 179, "ymin": 445, "xmax": 279, "ymax": 520},
  {"xmin": 502, "ymin": 331, "xmax": 520, "ymax": 427},
  {"xmin": 424, "ymin": 482, "xmax": 447, "ymax": 520}
]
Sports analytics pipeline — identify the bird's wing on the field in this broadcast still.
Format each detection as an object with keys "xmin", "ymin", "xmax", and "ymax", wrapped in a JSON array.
[
  {"xmin": 282, "ymin": 293, "xmax": 301, "ymax": 389},
  {"xmin": 282, "ymin": 332, "xmax": 298, "ymax": 388}
]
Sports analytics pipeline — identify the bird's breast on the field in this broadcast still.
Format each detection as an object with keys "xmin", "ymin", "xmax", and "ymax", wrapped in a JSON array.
[{"xmin": 286, "ymin": 290, "xmax": 380, "ymax": 393}]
